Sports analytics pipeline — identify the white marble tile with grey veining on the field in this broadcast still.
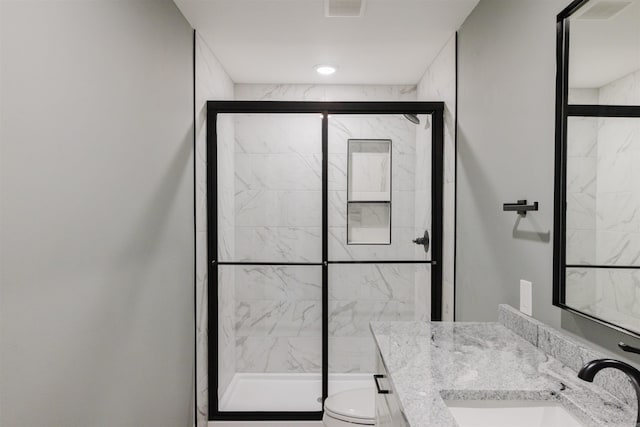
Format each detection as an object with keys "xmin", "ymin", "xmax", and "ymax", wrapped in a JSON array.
[
  {"xmin": 328, "ymin": 226, "xmax": 428, "ymax": 261},
  {"xmin": 234, "ymin": 189, "xmax": 321, "ymax": 228},
  {"xmin": 599, "ymin": 69, "xmax": 640, "ymax": 106},
  {"xmin": 235, "ymin": 299, "xmax": 322, "ymax": 337},
  {"xmin": 567, "ymin": 156, "xmax": 597, "ymax": 196},
  {"xmin": 233, "ymin": 113, "xmax": 322, "ymax": 154},
  {"xmin": 370, "ymin": 319, "xmax": 634, "ymax": 427},
  {"xmin": 234, "ymin": 265, "xmax": 322, "ymax": 301},
  {"xmin": 234, "ymin": 84, "xmax": 417, "ymax": 103},
  {"xmin": 234, "ymin": 84, "xmax": 325, "ymax": 101},
  {"xmin": 417, "ymin": 34, "xmax": 455, "ymax": 322},
  {"xmin": 235, "ymin": 336, "xmax": 322, "ymax": 373},
  {"xmin": 567, "ymin": 116, "xmax": 598, "ymax": 158},
  {"xmin": 195, "ymin": 33, "xmax": 235, "ymax": 426},
  {"xmin": 567, "ymin": 192, "xmax": 596, "ymax": 231},
  {"xmin": 595, "ymin": 230, "xmax": 640, "ymax": 266},
  {"xmin": 329, "ymin": 336, "xmax": 378, "ymax": 373},
  {"xmin": 589, "ymin": 269, "xmax": 640, "ymax": 332},
  {"xmin": 565, "ymin": 229, "xmax": 596, "ymax": 265},
  {"xmin": 596, "ymin": 192, "xmax": 640, "ymax": 233},
  {"xmin": 323, "ymin": 85, "xmax": 417, "ymax": 102},
  {"xmin": 596, "ymin": 117, "xmax": 639, "ymax": 157},
  {"xmin": 328, "ymin": 263, "xmax": 422, "ymax": 302},
  {"xmin": 330, "ymin": 300, "xmax": 413, "ymax": 338},
  {"xmin": 234, "ymin": 153, "xmax": 322, "ymax": 191},
  {"xmin": 596, "ymin": 152, "xmax": 634, "ymax": 194},
  {"xmin": 234, "ymin": 226, "xmax": 322, "ymax": 263},
  {"xmin": 565, "ymin": 268, "xmax": 597, "ymax": 311}
]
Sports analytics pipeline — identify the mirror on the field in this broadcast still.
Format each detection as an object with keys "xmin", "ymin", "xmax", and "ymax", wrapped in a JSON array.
[
  {"xmin": 568, "ymin": 0, "xmax": 640, "ymax": 105},
  {"xmin": 555, "ymin": 0, "xmax": 640, "ymax": 335}
]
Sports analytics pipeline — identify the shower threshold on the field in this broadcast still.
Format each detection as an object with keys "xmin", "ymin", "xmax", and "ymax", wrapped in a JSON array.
[{"xmin": 218, "ymin": 373, "xmax": 373, "ymax": 412}]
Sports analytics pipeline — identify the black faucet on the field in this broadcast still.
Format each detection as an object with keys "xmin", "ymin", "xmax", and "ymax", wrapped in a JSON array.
[{"xmin": 578, "ymin": 358, "xmax": 640, "ymax": 427}]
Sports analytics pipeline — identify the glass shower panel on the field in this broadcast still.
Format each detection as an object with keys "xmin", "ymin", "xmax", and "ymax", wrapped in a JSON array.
[
  {"xmin": 327, "ymin": 263, "xmax": 431, "ymax": 395},
  {"xmin": 217, "ymin": 113, "xmax": 323, "ymax": 263},
  {"xmin": 217, "ymin": 265, "xmax": 323, "ymax": 412},
  {"xmin": 215, "ymin": 113, "xmax": 323, "ymax": 413},
  {"xmin": 327, "ymin": 113, "xmax": 433, "ymax": 393},
  {"xmin": 327, "ymin": 114, "xmax": 432, "ymax": 260}
]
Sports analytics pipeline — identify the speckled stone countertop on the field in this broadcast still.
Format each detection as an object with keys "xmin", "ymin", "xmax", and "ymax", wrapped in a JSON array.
[{"xmin": 370, "ymin": 321, "xmax": 635, "ymax": 427}]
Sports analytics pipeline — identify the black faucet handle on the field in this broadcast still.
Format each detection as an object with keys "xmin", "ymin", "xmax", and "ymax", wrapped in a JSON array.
[{"xmin": 619, "ymin": 342, "xmax": 640, "ymax": 355}]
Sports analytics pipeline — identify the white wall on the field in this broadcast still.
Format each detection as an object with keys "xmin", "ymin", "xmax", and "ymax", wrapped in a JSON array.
[{"xmin": 0, "ymin": 2, "xmax": 194, "ymax": 426}]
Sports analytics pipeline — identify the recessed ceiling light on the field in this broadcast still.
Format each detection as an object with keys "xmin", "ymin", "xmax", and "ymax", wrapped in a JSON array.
[{"xmin": 316, "ymin": 65, "xmax": 337, "ymax": 76}]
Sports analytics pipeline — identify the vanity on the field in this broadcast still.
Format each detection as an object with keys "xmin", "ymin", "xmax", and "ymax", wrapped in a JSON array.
[{"xmin": 371, "ymin": 305, "xmax": 637, "ymax": 427}]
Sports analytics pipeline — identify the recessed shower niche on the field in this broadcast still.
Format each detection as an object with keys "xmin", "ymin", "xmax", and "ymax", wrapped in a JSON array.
[{"xmin": 347, "ymin": 139, "xmax": 392, "ymax": 245}]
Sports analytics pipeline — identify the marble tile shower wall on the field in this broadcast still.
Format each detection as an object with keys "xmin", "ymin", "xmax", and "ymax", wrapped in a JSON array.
[
  {"xmin": 194, "ymin": 34, "xmax": 234, "ymax": 426},
  {"xmin": 328, "ymin": 264, "xmax": 431, "ymax": 372},
  {"xmin": 327, "ymin": 113, "xmax": 429, "ymax": 372},
  {"xmin": 217, "ymin": 115, "xmax": 236, "ymax": 390},
  {"xmin": 328, "ymin": 114, "xmax": 428, "ymax": 261},
  {"xmin": 231, "ymin": 113, "xmax": 323, "ymax": 263},
  {"xmin": 233, "ymin": 265, "xmax": 323, "ymax": 373},
  {"xmin": 231, "ymin": 84, "xmax": 431, "ymax": 374},
  {"xmin": 413, "ymin": 118, "xmax": 432, "ymax": 323},
  {"xmin": 230, "ymin": 112, "xmax": 323, "ymax": 373},
  {"xmin": 417, "ymin": 34, "xmax": 456, "ymax": 321},
  {"xmin": 565, "ymin": 89, "xmax": 598, "ymax": 311}
]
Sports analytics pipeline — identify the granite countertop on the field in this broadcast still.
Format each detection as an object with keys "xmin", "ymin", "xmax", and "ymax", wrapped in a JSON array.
[{"xmin": 370, "ymin": 321, "xmax": 635, "ymax": 427}]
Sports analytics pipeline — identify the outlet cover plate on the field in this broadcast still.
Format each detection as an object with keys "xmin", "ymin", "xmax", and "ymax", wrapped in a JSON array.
[{"xmin": 520, "ymin": 280, "xmax": 533, "ymax": 316}]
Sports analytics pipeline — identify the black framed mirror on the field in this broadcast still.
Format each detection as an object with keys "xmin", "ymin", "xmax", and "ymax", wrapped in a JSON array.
[{"xmin": 554, "ymin": 0, "xmax": 640, "ymax": 336}]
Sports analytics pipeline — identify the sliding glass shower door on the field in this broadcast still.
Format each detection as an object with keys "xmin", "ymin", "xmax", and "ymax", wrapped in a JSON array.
[
  {"xmin": 207, "ymin": 102, "xmax": 443, "ymax": 422},
  {"xmin": 212, "ymin": 112, "xmax": 324, "ymax": 416},
  {"xmin": 326, "ymin": 113, "xmax": 436, "ymax": 395}
]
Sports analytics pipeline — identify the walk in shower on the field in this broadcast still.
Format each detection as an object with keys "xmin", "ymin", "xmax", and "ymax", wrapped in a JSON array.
[{"xmin": 207, "ymin": 101, "xmax": 444, "ymax": 421}]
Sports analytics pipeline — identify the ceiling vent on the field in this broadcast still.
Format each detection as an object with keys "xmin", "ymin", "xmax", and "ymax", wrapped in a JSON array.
[
  {"xmin": 574, "ymin": 0, "xmax": 632, "ymax": 20},
  {"xmin": 325, "ymin": 0, "xmax": 366, "ymax": 17}
]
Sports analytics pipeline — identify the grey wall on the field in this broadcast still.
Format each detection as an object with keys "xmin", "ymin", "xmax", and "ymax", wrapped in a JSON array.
[
  {"xmin": 457, "ymin": 0, "xmax": 565, "ymax": 326},
  {"xmin": 456, "ymin": 0, "xmax": 640, "ymax": 361},
  {"xmin": 0, "ymin": 1, "xmax": 195, "ymax": 426}
]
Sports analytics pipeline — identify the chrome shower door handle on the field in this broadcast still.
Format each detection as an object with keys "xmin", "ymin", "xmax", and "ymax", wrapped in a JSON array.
[{"xmin": 412, "ymin": 230, "xmax": 429, "ymax": 253}]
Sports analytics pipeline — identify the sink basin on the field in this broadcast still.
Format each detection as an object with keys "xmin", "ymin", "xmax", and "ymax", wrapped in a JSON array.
[{"xmin": 444, "ymin": 400, "xmax": 586, "ymax": 427}]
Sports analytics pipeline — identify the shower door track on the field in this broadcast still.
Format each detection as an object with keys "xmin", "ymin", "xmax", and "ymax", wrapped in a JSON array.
[{"xmin": 206, "ymin": 101, "xmax": 445, "ymax": 422}]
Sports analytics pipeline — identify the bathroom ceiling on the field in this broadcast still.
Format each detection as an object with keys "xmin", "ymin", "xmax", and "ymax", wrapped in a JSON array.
[{"xmin": 173, "ymin": 0, "xmax": 480, "ymax": 85}]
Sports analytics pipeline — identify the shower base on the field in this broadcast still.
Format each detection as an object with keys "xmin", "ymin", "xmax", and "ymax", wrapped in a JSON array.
[{"xmin": 218, "ymin": 373, "xmax": 373, "ymax": 412}]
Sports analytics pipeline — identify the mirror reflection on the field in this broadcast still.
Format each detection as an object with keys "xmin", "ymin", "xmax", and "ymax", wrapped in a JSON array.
[
  {"xmin": 568, "ymin": 0, "xmax": 640, "ymax": 105},
  {"xmin": 563, "ymin": 0, "xmax": 640, "ymax": 333}
]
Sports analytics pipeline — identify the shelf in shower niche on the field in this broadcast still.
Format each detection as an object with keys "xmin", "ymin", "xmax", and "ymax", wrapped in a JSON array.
[
  {"xmin": 347, "ymin": 202, "xmax": 391, "ymax": 245},
  {"xmin": 347, "ymin": 139, "xmax": 391, "ymax": 203}
]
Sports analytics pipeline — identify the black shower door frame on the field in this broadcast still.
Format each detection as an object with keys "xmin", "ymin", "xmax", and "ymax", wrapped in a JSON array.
[{"xmin": 206, "ymin": 101, "xmax": 444, "ymax": 421}]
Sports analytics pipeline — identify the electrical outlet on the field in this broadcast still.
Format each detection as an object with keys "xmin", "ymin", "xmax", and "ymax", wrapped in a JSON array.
[{"xmin": 520, "ymin": 280, "xmax": 532, "ymax": 316}]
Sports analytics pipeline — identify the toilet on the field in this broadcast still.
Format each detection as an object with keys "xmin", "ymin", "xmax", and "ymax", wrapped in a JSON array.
[{"xmin": 322, "ymin": 387, "xmax": 376, "ymax": 426}]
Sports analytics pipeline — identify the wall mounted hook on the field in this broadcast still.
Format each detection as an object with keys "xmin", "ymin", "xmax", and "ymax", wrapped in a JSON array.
[{"xmin": 503, "ymin": 199, "xmax": 539, "ymax": 216}]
